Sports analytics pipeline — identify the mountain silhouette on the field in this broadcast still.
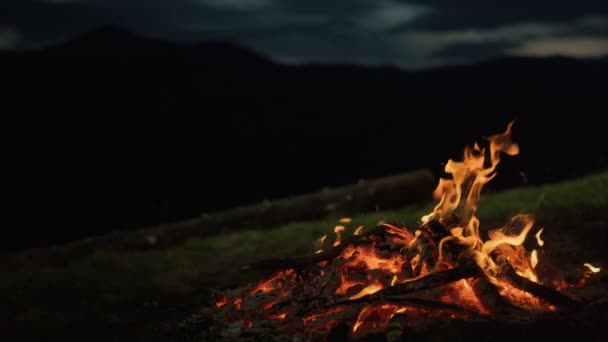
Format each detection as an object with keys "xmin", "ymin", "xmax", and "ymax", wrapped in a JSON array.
[
  {"xmin": 40, "ymin": 26, "xmax": 274, "ymax": 67},
  {"xmin": 2, "ymin": 27, "xmax": 607, "ymax": 250}
]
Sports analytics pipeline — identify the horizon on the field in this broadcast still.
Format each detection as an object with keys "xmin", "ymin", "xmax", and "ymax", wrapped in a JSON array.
[{"xmin": 3, "ymin": 24, "xmax": 608, "ymax": 71}]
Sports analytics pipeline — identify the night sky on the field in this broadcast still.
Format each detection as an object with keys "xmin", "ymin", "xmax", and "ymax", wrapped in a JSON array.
[{"xmin": 1, "ymin": 0, "xmax": 608, "ymax": 67}]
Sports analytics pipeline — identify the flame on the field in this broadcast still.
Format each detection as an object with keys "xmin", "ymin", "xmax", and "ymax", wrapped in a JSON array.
[
  {"xmin": 353, "ymin": 304, "xmax": 407, "ymax": 333},
  {"xmin": 390, "ymin": 274, "xmax": 398, "ymax": 287},
  {"xmin": 425, "ymin": 122, "xmax": 518, "ymax": 224},
  {"xmin": 353, "ymin": 225, "xmax": 364, "ymax": 236},
  {"xmin": 335, "ymin": 273, "xmax": 367, "ymax": 295},
  {"xmin": 349, "ymin": 280, "xmax": 384, "ymax": 300},
  {"xmin": 422, "ymin": 122, "xmax": 539, "ymax": 282},
  {"xmin": 584, "ymin": 263, "xmax": 601, "ymax": 273},
  {"xmin": 340, "ymin": 217, "xmax": 353, "ymax": 223},
  {"xmin": 530, "ymin": 249, "xmax": 538, "ymax": 269},
  {"xmin": 318, "ymin": 234, "xmax": 327, "ymax": 244},
  {"xmin": 334, "ymin": 225, "xmax": 345, "ymax": 246},
  {"xmin": 535, "ymin": 228, "xmax": 544, "ymax": 246}
]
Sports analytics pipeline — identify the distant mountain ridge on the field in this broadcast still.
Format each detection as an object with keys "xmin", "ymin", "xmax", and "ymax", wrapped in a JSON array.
[{"xmin": 28, "ymin": 26, "xmax": 274, "ymax": 68}]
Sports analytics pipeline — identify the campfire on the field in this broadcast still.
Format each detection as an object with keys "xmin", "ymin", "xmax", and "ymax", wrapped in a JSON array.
[{"xmin": 209, "ymin": 123, "xmax": 600, "ymax": 340}]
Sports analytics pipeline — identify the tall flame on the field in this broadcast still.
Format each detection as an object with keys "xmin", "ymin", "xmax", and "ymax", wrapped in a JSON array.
[{"xmin": 422, "ymin": 122, "xmax": 537, "ymax": 279}]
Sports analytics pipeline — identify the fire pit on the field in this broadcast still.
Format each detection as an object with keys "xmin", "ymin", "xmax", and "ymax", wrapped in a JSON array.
[{"xmin": 190, "ymin": 123, "xmax": 603, "ymax": 341}]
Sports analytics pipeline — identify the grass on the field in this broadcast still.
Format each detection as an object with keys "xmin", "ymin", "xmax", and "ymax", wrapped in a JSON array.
[{"xmin": 3, "ymin": 171, "xmax": 608, "ymax": 341}]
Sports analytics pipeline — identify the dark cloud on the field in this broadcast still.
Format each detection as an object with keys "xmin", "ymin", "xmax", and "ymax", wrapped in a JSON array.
[
  {"xmin": 433, "ymin": 41, "xmax": 518, "ymax": 59},
  {"xmin": 394, "ymin": 0, "xmax": 608, "ymax": 31},
  {"xmin": 1, "ymin": 0, "xmax": 607, "ymax": 66}
]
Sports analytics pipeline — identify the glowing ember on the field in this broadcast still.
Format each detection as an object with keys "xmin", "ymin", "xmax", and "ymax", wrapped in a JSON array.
[
  {"xmin": 244, "ymin": 269, "xmax": 295, "ymax": 296},
  {"xmin": 268, "ymin": 312, "xmax": 287, "ymax": 320},
  {"xmin": 215, "ymin": 295, "xmax": 228, "ymax": 309},
  {"xmin": 353, "ymin": 225, "xmax": 364, "ymax": 236},
  {"xmin": 334, "ymin": 225, "xmax": 345, "ymax": 246},
  {"xmin": 584, "ymin": 263, "xmax": 601, "ymax": 273},
  {"xmin": 340, "ymin": 217, "xmax": 353, "ymax": 223},
  {"xmin": 303, "ymin": 307, "xmax": 346, "ymax": 326}
]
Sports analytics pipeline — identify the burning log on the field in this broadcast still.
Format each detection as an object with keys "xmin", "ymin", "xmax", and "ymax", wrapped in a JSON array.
[
  {"xmin": 336, "ymin": 262, "xmax": 481, "ymax": 305},
  {"xmin": 469, "ymin": 273, "xmax": 516, "ymax": 313},
  {"xmin": 497, "ymin": 256, "xmax": 577, "ymax": 308}
]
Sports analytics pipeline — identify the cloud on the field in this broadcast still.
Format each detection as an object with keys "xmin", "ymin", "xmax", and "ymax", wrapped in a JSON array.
[
  {"xmin": 0, "ymin": 27, "xmax": 21, "ymax": 49},
  {"xmin": 400, "ymin": 16, "xmax": 608, "ymax": 65},
  {"xmin": 434, "ymin": 41, "xmax": 519, "ymax": 59},
  {"xmin": 199, "ymin": 0, "xmax": 272, "ymax": 11},
  {"xmin": 394, "ymin": 0, "xmax": 608, "ymax": 31},
  {"xmin": 507, "ymin": 37, "xmax": 608, "ymax": 58},
  {"xmin": 355, "ymin": 1, "xmax": 430, "ymax": 31}
]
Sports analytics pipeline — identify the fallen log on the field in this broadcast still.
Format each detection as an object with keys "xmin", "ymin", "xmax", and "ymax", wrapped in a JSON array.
[{"xmin": 11, "ymin": 169, "xmax": 435, "ymax": 266}]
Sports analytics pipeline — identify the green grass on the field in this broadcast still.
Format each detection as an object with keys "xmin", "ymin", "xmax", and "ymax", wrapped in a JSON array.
[{"xmin": 3, "ymin": 171, "xmax": 608, "ymax": 341}]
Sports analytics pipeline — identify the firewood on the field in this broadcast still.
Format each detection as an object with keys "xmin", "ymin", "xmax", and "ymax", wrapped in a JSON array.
[
  {"xmin": 469, "ymin": 274, "xmax": 517, "ymax": 313},
  {"xmin": 498, "ymin": 256, "xmax": 577, "ymax": 308},
  {"xmin": 331, "ymin": 262, "xmax": 481, "ymax": 307},
  {"xmin": 381, "ymin": 262, "xmax": 481, "ymax": 297}
]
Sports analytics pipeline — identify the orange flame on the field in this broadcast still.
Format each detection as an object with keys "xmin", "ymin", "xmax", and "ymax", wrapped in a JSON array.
[
  {"xmin": 340, "ymin": 217, "xmax": 353, "ymax": 223},
  {"xmin": 349, "ymin": 280, "xmax": 384, "ymax": 300},
  {"xmin": 535, "ymin": 228, "xmax": 544, "ymax": 246},
  {"xmin": 352, "ymin": 304, "xmax": 407, "ymax": 333},
  {"xmin": 353, "ymin": 225, "xmax": 364, "ymax": 236},
  {"xmin": 530, "ymin": 249, "xmax": 538, "ymax": 269},
  {"xmin": 584, "ymin": 263, "xmax": 601, "ymax": 273}
]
